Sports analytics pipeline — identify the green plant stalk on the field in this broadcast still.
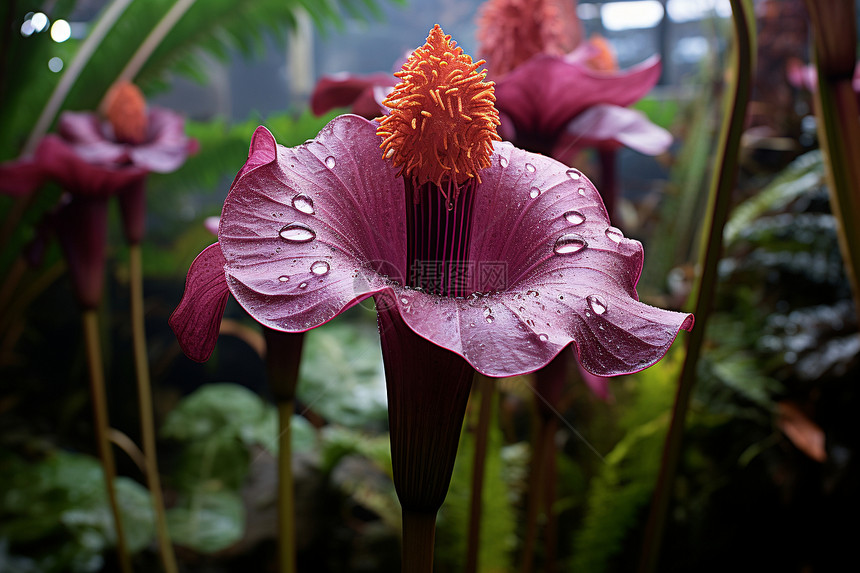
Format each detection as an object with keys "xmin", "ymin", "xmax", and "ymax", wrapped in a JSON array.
[
  {"xmin": 263, "ymin": 329, "xmax": 304, "ymax": 573},
  {"xmin": 129, "ymin": 243, "xmax": 178, "ymax": 573},
  {"xmin": 541, "ymin": 416, "xmax": 560, "ymax": 573},
  {"xmin": 83, "ymin": 309, "xmax": 133, "ymax": 573},
  {"xmin": 638, "ymin": 1, "xmax": 755, "ymax": 572},
  {"xmin": 464, "ymin": 375, "xmax": 494, "ymax": 573},
  {"xmin": 277, "ymin": 399, "xmax": 296, "ymax": 573},
  {"xmin": 805, "ymin": 2, "xmax": 860, "ymax": 324}
]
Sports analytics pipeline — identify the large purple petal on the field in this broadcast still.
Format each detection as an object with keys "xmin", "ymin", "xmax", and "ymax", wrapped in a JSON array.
[
  {"xmin": 36, "ymin": 135, "xmax": 147, "ymax": 197},
  {"xmin": 219, "ymin": 114, "xmax": 407, "ymax": 331},
  {"xmin": 494, "ymin": 54, "xmax": 662, "ymax": 140},
  {"xmin": 553, "ymin": 104, "xmax": 673, "ymax": 157},
  {"xmin": 0, "ymin": 157, "xmax": 47, "ymax": 196},
  {"xmin": 390, "ymin": 141, "xmax": 692, "ymax": 376},
  {"xmin": 58, "ymin": 111, "xmax": 130, "ymax": 165},
  {"xmin": 169, "ymin": 243, "xmax": 231, "ymax": 362},
  {"xmin": 218, "ymin": 115, "xmax": 691, "ymax": 377},
  {"xmin": 128, "ymin": 108, "xmax": 196, "ymax": 173}
]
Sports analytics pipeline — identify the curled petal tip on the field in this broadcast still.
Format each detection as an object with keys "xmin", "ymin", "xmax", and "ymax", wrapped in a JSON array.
[{"xmin": 169, "ymin": 243, "xmax": 231, "ymax": 362}]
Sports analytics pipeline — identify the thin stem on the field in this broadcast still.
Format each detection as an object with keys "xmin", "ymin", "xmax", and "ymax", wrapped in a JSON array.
[
  {"xmin": 277, "ymin": 399, "xmax": 296, "ymax": 573},
  {"xmin": 0, "ymin": 256, "xmax": 26, "ymax": 316},
  {"xmin": 82, "ymin": 309, "xmax": 133, "ymax": 573},
  {"xmin": 542, "ymin": 417, "xmax": 560, "ymax": 573},
  {"xmin": 129, "ymin": 243, "xmax": 177, "ymax": 573},
  {"xmin": 638, "ymin": 1, "xmax": 755, "ymax": 572},
  {"xmin": 464, "ymin": 374, "xmax": 494, "ymax": 573},
  {"xmin": 520, "ymin": 415, "xmax": 549, "ymax": 573},
  {"xmin": 401, "ymin": 509, "xmax": 436, "ymax": 573}
]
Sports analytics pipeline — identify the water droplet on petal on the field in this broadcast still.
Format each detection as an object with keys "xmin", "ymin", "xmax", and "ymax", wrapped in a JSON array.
[
  {"xmin": 518, "ymin": 306, "xmax": 526, "ymax": 313},
  {"xmin": 310, "ymin": 260, "xmax": 330, "ymax": 275},
  {"xmin": 525, "ymin": 163, "xmax": 536, "ymax": 172},
  {"xmin": 279, "ymin": 223, "xmax": 316, "ymax": 243},
  {"xmin": 292, "ymin": 194, "xmax": 315, "ymax": 214},
  {"xmin": 325, "ymin": 156, "xmax": 336, "ymax": 168},
  {"xmin": 553, "ymin": 233, "xmax": 587, "ymax": 255},
  {"xmin": 278, "ymin": 275, "xmax": 290, "ymax": 282},
  {"xmin": 578, "ymin": 188, "xmax": 586, "ymax": 196},
  {"xmin": 563, "ymin": 210, "xmax": 585, "ymax": 225},
  {"xmin": 587, "ymin": 294, "xmax": 608, "ymax": 315},
  {"xmin": 483, "ymin": 308, "xmax": 492, "ymax": 318},
  {"xmin": 485, "ymin": 315, "xmax": 495, "ymax": 324},
  {"xmin": 499, "ymin": 156, "xmax": 508, "ymax": 168},
  {"xmin": 400, "ymin": 296, "xmax": 409, "ymax": 305},
  {"xmin": 529, "ymin": 187, "xmax": 540, "ymax": 199},
  {"xmin": 605, "ymin": 226, "xmax": 624, "ymax": 243},
  {"xmin": 470, "ymin": 322, "xmax": 476, "ymax": 328},
  {"xmin": 538, "ymin": 333, "xmax": 549, "ymax": 342},
  {"xmin": 299, "ymin": 282, "xmax": 308, "ymax": 289},
  {"xmin": 566, "ymin": 169, "xmax": 582, "ymax": 180}
]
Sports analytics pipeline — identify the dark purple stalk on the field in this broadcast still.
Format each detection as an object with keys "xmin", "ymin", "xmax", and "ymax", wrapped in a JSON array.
[
  {"xmin": 598, "ymin": 148, "xmax": 618, "ymax": 221},
  {"xmin": 521, "ymin": 352, "xmax": 567, "ymax": 573},
  {"xmin": 379, "ymin": 296, "xmax": 473, "ymax": 572},
  {"xmin": 379, "ymin": 180, "xmax": 478, "ymax": 570}
]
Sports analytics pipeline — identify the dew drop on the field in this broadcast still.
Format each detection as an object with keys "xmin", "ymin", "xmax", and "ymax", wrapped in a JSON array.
[
  {"xmin": 553, "ymin": 233, "xmax": 587, "ymax": 255},
  {"xmin": 483, "ymin": 308, "xmax": 492, "ymax": 318},
  {"xmin": 279, "ymin": 223, "xmax": 316, "ymax": 243},
  {"xmin": 587, "ymin": 294, "xmax": 608, "ymax": 315},
  {"xmin": 529, "ymin": 187, "xmax": 540, "ymax": 199},
  {"xmin": 578, "ymin": 188, "xmax": 586, "ymax": 196},
  {"xmin": 278, "ymin": 275, "xmax": 290, "ymax": 282},
  {"xmin": 470, "ymin": 322, "xmax": 476, "ymax": 328},
  {"xmin": 518, "ymin": 306, "xmax": 526, "ymax": 313},
  {"xmin": 325, "ymin": 156, "xmax": 336, "ymax": 169},
  {"xmin": 538, "ymin": 333, "xmax": 549, "ymax": 342},
  {"xmin": 605, "ymin": 226, "xmax": 624, "ymax": 243},
  {"xmin": 499, "ymin": 156, "xmax": 508, "ymax": 168},
  {"xmin": 400, "ymin": 297, "xmax": 409, "ymax": 305},
  {"xmin": 310, "ymin": 260, "xmax": 330, "ymax": 275},
  {"xmin": 485, "ymin": 315, "xmax": 495, "ymax": 324},
  {"xmin": 566, "ymin": 169, "xmax": 582, "ymax": 180},
  {"xmin": 292, "ymin": 194, "xmax": 315, "ymax": 215},
  {"xmin": 525, "ymin": 163, "xmax": 536, "ymax": 173},
  {"xmin": 563, "ymin": 210, "xmax": 585, "ymax": 225},
  {"xmin": 299, "ymin": 282, "xmax": 308, "ymax": 289}
]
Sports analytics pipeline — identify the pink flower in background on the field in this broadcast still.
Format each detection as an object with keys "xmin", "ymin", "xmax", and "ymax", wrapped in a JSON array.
[{"xmin": 0, "ymin": 81, "xmax": 196, "ymax": 307}]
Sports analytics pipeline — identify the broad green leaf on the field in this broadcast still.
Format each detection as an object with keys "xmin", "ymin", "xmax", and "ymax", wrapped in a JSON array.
[{"xmin": 166, "ymin": 489, "xmax": 244, "ymax": 553}]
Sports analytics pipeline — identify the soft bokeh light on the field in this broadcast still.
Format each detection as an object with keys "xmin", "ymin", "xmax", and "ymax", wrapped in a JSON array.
[
  {"xmin": 48, "ymin": 56, "xmax": 64, "ymax": 73},
  {"xmin": 51, "ymin": 19, "xmax": 71, "ymax": 43},
  {"xmin": 601, "ymin": 1, "xmax": 664, "ymax": 31},
  {"xmin": 666, "ymin": 0, "xmax": 732, "ymax": 23},
  {"xmin": 30, "ymin": 12, "xmax": 49, "ymax": 33}
]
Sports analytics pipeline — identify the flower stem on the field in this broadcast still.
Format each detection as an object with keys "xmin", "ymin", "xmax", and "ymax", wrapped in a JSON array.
[
  {"xmin": 804, "ymin": 0, "xmax": 860, "ymax": 325},
  {"xmin": 129, "ymin": 243, "xmax": 177, "ymax": 573},
  {"xmin": 263, "ymin": 329, "xmax": 304, "ymax": 573},
  {"xmin": 464, "ymin": 374, "xmax": 494, "ymax": 573},
  {"xmin": 401, "ymin": 509, "xmax": 436, "ymax": 573},
  {"xmin": 82, "ymin": 309, "xmax": 133, "ymax": 573},
  {"xmin": 277, "ymin": 399, "xmax": 296, "ymax": 573},
  {"xmin": 638, "ymin": 1, "xmax": 755, "ymax": 572},
  {"xmin": 519, "ymin": 414, "xmax": 550, "ymax": 573}
]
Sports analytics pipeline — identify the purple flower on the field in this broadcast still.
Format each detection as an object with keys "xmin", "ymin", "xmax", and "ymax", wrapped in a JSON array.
[
  {"xmin": 172, "ymin": 28, "xmax": 691, "ymax": 567},
  {"xmin": 0, "ymin": 81, "xmax": 196, "ymax": 307},
  {"xmin": 171, "ymin": 110, "xmax": 691, "ymax": 380}
]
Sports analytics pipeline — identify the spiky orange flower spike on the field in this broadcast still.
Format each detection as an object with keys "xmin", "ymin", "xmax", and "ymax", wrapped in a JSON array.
[
  {"xmin": 377, "ymin": 25, "xmax": 501, "ymax": 197},
  {"xmin": 104, "ymin": 81, "xmax": 148, "ymax": 145}
]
